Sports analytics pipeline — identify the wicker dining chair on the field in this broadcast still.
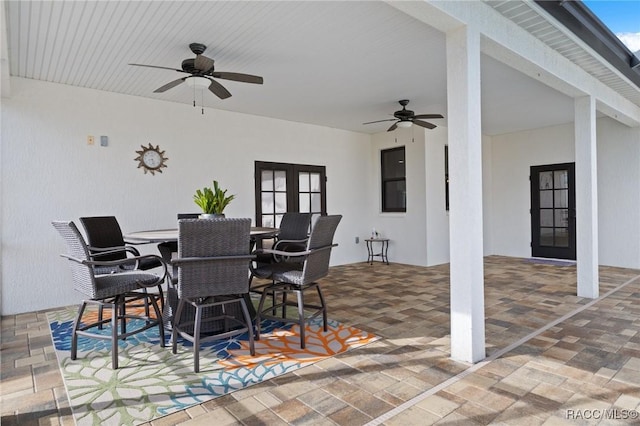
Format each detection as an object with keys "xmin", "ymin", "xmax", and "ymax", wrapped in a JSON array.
[
  {"xmin": 79, "ymin": 216, "xmax": 164, "ymax": 271},
  {"xmin": 79, "ymin": 216, "xmax": 165, "ymax": 311},
  {"xmin": 171, "ymin": 218, "xmax": 255, "ymax": 373},
  {"xmin": 254, "ymin": 214, "xmax": 341, "ymax": 349},
  {"xmin": 157, "ymin": 213, "xmax": 201, "ymax": 257},
  {"xmin": 52, "ymin": 221, "xmax": 167, "ymax": 369},
  {"xmin": 250, "ymin": 212, "xmax": 311, "ymax": 285}
]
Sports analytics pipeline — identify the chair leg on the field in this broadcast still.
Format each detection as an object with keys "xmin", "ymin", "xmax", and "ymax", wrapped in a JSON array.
[
  {"xmin": 97, "ymin": 305, "xmax": 104, "ymax": 330},
  {"xmin": 71, "ymin": 302, "xmax": 88, "ymax": 361},
  {"xmin": 172, "ymin": 299, "xmax": 185, "ymax": 355},
  {"xmin": 149, "ymin": 293, "xmax": 165, "ymax": 348},
  {"xmin": 282, "ymin": 289, "xmax": 288, "ymax": 319},
  {"xmin": 120, "ymin": 298, "xmax": 127, "ymax": 337},
  {"xmin": 222, "ymin": 301, "xmax": 229, "ymax": 332},
  {"xmin": 111, "ymin": 299, "xmax": 119, "ymax": 369},
  {"xmin": 194, "ymin": 303, "xmax": 202, "ymax": 373},
  {"xmin": 239, "ymin": 298, "xmax": 255, "ymax": 356},
  {"xmin": 296, "ymin": 289, "xmax": 306, "ymax": 349},
  {"xmin": 271, "ymin": 285, "xmax": 278, "ymax": 316},
  {"xmin": 142, "ymin": 288, "xmax": 151, "ymax": 318},
  {"xmin": 316, "ymin": 284, "xmax": 328, "ymax": 332},
  {"xmin": 256, "ymin": 288, "xmax": 269, "ymax": 341},
  {"xmin": 157, "ymin": 285, "xmax": 165, "ymax": 312}
]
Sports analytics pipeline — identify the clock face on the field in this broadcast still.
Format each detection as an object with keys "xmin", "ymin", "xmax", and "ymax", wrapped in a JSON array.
[
  {"xmin": 142, "ymin": 150, "xmax": 162, "ymax": 168},
  {"xmin": 134, "ymin": 143, "xmax": 168, "ymax": 175}
]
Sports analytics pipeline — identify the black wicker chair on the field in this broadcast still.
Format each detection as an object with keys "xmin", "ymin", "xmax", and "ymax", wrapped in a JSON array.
[
  {"xmin": 52, "ymin": 221, "xmax": 167, "ymax": 369},
  {"xmin": 250, "ymin": 212, "xmax": 311, "ymax": 285},
  {"xmin": 171, "ymin": 218, "xmax": 255, "ymax": 373},
  {"xmin": 79, "ymin": 216, "xmax": 164, "ymax": 271},
  {"xmin": 254, "ymin": 215, "xmax": 341, "ymax": 349},
  {"xmin": 156, "ymin": 213, "xmax": 201, "ymax": 278},
  {"xmin": 79, "ymin": 216, "xmax": 165, "ymax": 310}
]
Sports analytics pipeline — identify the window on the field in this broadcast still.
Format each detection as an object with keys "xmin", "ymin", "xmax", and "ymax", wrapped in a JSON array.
[
  {"xmin": 255, "ymin": 161, "xmax": 326, "ymax": 227},
  {"xmin": 445, "ymin": 145, "xmax": 449, "ymax": 211},
  {"xmin": 381, "ymin": 147, "xmax": 406, "ymax": 212}
]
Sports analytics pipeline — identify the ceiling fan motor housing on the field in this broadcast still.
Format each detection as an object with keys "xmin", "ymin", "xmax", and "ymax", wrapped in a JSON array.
[
  {"xmin": 394, "ymin": 109, "xmax": 414, "ymax": 120},
  {"xmin": 182, "ymin": 59, "xmax": 201, "ymax": 74}
]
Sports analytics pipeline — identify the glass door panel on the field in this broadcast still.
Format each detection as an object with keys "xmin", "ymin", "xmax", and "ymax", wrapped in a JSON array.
[
  {"xmin": 255, "ymin": 162, "xmax": 326, "ymax": 227},
  {"xmin": 530, "ymin": 163, "xmax": 576, "ymax": 259},
  {"xmin": 259, "ymin": 169, "xmax": 288, "ymax": 230}
]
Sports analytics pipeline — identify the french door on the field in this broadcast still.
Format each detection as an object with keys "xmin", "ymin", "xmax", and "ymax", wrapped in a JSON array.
[
  {"xmin": 254, "ymin": 161, "xmax": 326, "ymax": 227},
  {"xmin": 530, "ymin": 162, "xmax": 576, "ymax": 260}
]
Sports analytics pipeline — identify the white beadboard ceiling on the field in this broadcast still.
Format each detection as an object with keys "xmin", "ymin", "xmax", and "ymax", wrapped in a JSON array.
[{"xmin": 2, "ymin": 0, "xmax": 622, "ymax": 135}]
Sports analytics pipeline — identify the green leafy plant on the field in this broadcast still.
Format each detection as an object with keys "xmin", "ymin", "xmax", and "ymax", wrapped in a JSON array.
[{"xmin": 193, "ymin": 180, "xmax": 235, "ymax": 215}]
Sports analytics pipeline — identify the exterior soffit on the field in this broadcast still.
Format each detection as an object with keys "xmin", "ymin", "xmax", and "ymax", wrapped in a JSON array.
[{"xmin": 388, "ymin": 0, "xmax": 640, "ymax": 127}]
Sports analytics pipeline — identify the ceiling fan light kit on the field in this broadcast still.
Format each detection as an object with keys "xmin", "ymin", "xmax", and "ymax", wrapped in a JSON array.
[
  {"xmin": 363, "ymin": 99, "xmax": 444, "ymax": 132},
  {"xmin": 186, "ymin": 76, "xmax": 211, "ymax": 89}
]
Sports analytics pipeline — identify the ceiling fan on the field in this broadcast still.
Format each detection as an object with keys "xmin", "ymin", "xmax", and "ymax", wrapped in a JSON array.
[
  {"xmin": 363, "ymin": 100, "xmax": 444, "ymax": 131},
  {"xmin": 129, "ymin": 43, "xmax": 263, "ymax": 100}
]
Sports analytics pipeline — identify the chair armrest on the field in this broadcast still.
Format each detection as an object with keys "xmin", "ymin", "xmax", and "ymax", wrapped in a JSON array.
[
  {"xmin": 273, "ymin": 238, "xmax": 308, "ymax": 249},
  {"xmin": 256, "ymin": 244, "xmax": 337, "ymax": 258},
  {"xmin": 87, "ymin": 245, "xmax": 141, "ymax": 257},
  {"xmin": 171, "ymin": 254, "xmax": 255, "ymax": 266},
  {"xmin": 61, "ymin": 253, "xmax": 168, "ymax": 284}
]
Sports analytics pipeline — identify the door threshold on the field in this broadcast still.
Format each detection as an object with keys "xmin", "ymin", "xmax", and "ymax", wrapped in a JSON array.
[{"xmin": 525, "ymin": 257, "xmax": 576, "ymax": 266}]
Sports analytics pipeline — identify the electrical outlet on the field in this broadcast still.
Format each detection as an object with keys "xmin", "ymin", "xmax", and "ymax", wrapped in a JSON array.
[
  {"xmin": 87, "ymin": 135, "xmax": 95, "ymax": 145},
  {"xmin": 100, "ymin": 136, "xmax": 108, "ymax": 147},
  {"xmin": 355, "ymin": 236, "xmax": 359, "ymax": 244}
]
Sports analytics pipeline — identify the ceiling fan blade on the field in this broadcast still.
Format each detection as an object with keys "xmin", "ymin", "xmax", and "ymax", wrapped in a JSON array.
[
  {"xmin": 362, "ymin": 118, "xmax": 397, "ymax": 125},
  {"xmin": 387, "ymin": 122, "xmax": 398, "ymax": 132},
  {"xmin": 129, "ymin": 63, "xmax": 187, "ymax": 73},
  {"xmin": 413, "ymin": 113, "xmax": 444, "ymax": 119},
  {"xmin": 153, "ymin": 77, "xmax": 186, "ymax": 93},
  {"xmin": 212, "ymin": 72, "xmax": 264, "ymax": 84},
  {"xmin": 413, "ymin": 119, "xmax": 437, "ymax": 129},
  {"xmin": 194, "ymin": 54, "xmax": 215, "ymax": 72},
  {"xmin": 208, "ymin": 79, "xmax": 232, "ymax": 99}
]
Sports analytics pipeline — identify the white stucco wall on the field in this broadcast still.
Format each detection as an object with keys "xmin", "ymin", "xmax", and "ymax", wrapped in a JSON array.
[
  {"xmin": 595, "ymin": 117, "xmax": 640, "ymax": 268},
  {"xmin": 1, "ymin": 77, "xmax": 373, "ymax": 315},
  {"xmin": 489, "ymin": 118, "xmax": 640, "ymax": 268},
  {"xmin": 3, "ymin": 77, "xmax": 638, "ymax": 315},
  {"xmin": 369, "ymin": 126, "xmax": 492, "ymax": 268},
  {"xmin": 425, "ymin": 126, "xmax": 450, "ymax": 266},
  {"xmin": 370, "ymin": 128, "xmax": 428, "ymax": 266},
  {"xmin": 490, "ymin": 124, "xmax": 575, "ymax": 258}
]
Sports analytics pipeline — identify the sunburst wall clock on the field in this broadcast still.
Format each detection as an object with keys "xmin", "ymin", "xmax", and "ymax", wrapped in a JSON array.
[{"xmin": 135, "ymin": 143, "xmax": 168, "ymax": 175}]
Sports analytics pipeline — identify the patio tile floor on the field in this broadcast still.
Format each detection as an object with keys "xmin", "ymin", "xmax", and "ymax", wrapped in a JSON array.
[{"xmin": 2, "ymin": 255, "xmax": 640, "ymax": 425}]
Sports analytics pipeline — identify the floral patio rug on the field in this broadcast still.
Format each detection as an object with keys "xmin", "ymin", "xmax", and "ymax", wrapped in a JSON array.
[{"xmin": 48, "ymin": 307, "xmax": 378, "ymax": 426}]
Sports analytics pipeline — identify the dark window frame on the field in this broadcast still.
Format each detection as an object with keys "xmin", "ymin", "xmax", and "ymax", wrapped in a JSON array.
[
  {"xmin": 381, "ymin": 146, "xmax": 406, "ymax": 213},
  {"xmin": 254, "ymin": 161, "xmax": 327, "ymax": 227},
  {"xmin": 445, "ymin": 145, "xmax": 449, "ymax": 211}
]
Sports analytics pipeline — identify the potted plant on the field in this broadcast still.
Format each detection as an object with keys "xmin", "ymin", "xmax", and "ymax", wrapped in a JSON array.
[{"xmin": 193, "ymin": 180, "xmax": 235, "ymax": 218}]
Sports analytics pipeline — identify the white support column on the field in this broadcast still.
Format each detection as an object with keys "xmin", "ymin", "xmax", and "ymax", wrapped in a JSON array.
[
  {"xmin": 575, "ymin": 96, "xmax": 599, "ymax": 298},
  {"xmin": 446, "ymin": 25, "xmax": 485, "ymax": 363}
]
